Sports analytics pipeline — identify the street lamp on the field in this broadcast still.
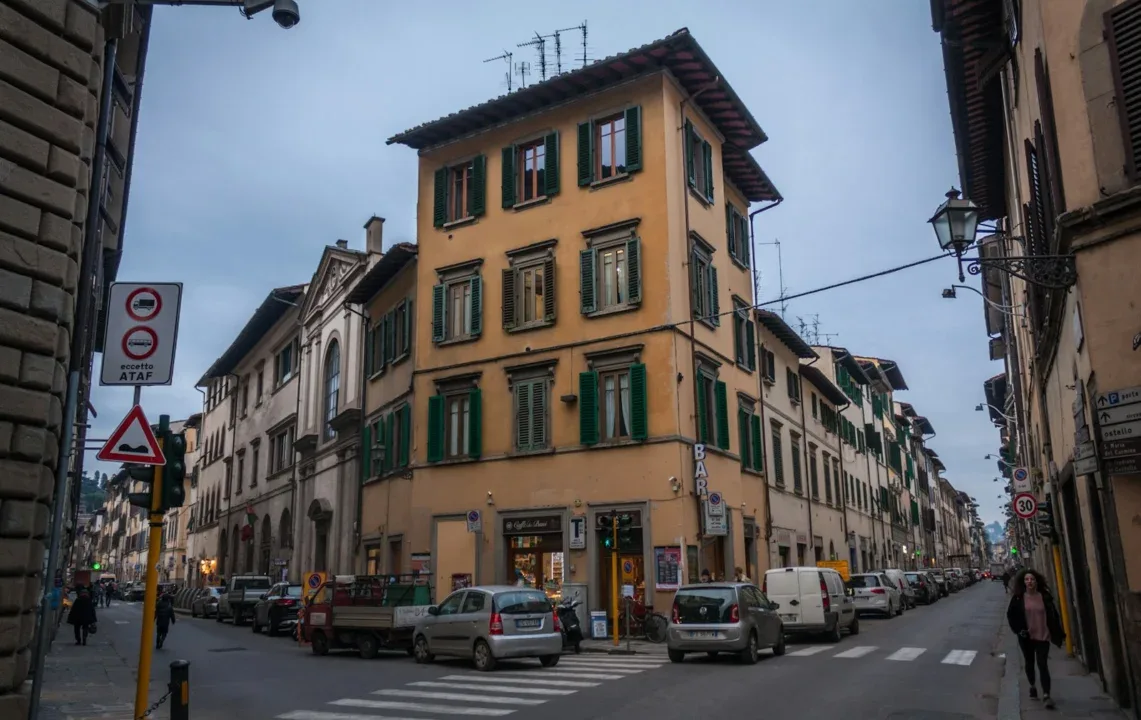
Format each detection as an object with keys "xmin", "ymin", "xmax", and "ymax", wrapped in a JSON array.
[
  {"xmin": 371, "ymin": 441, "xmax": 386, "ymax": 473},
  {"xmin": 928, "ymin": 188, "xmax": 1077, "ymax": 289},
  {"xmin": 976, "ymin": 403, "xmax": 1015, "ymax": 422},
  {"xmin": 95, "ymin": 0, "xmax": 301, "ymax": 29}
]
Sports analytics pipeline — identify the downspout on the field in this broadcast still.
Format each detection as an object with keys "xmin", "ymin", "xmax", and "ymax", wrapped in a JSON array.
[
  {"xmin": 834, "ymin": 397, "xmax": 852, "ymax": 562},
  {"xmin": 799, "ymin": 356, "xmax": 821, "ymax": 560},
  {"xmin": 679, "ymin": 77, "xmax": 719, "ymax": 556},
  {"xmin": 749, "ymin": 203, "xmax": 782, "ymax": 547},
  {"xmin": 353, "ymin": 306, "xmax": 370, "ymax": 571},
  {"xmin": 861, "ymin": 380, "xmax": 882, "ymax": 567}
]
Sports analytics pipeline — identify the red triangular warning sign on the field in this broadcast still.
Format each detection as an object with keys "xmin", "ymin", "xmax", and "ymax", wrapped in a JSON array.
[{"xmin": 96, "ymin": 405, "xmax": 166, "ymax": 465}]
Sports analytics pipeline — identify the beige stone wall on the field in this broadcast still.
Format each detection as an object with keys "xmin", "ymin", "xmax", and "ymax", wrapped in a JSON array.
[{"xmin": 0, "ymin": 0, "xmax": 107, "ymax": 713}]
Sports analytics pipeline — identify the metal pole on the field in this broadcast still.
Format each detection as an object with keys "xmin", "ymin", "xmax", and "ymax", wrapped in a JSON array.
[
  {"xmin": 625, "ymin": 597, "xmax": 630, "ymax": 653},
  {"xmin": 135, "ymin": 415, "xmax": 168, "ymax": 718},
  {"xmin": 28, "ymin": 36, "xmax": 119, "ymax": 720},
  {"xmin": 168, "ymin": 660, "xmax": 189, "ymax": 720},
  {"xmin": 610, "ymin": 516, "xmax": 618, "ymax": 647},
  {"xmin": 1051, "ymin": 543, "xmax": 1074, "ymax": 657}
]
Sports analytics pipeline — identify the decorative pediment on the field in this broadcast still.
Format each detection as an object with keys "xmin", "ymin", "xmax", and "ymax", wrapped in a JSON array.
[{"xmin": 302, "ymin": 247, "xmax": 365, "ymax": 321}]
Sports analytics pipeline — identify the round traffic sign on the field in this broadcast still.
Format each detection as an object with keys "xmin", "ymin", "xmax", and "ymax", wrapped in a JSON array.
[
  {"xmin": 708, "ymin": 492, "xmax": 722, "ymax": 506},
  {"xmin": 125, "ymin": 287, "xmax": 162, "ymax": 321},
  {"xmin": 1013, "ymin": 492, "xmax": 1037, "ymax": 519},
  {"xmin": 306, "ymin": 572, "xmax": 322, "ymax": 589},
  {"xmin": 121, "ymin": 326, "xmax": 157, "ymax": 360},
  {"xmin": 1012, "ymin": 467, "xmax": 1029, "ymax": 483},
  {"xmin": 467, "ymin": 510, "xmax": 480, "ymax": 523},
  {"xmin": 623, "ymin": 560, "xmax": 633, "ymax": 574}
]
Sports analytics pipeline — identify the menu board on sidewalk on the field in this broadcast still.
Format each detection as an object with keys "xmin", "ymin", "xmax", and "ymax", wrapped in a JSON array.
[{"xmin": 654, "ymin": 547, "xmax": 682, "ymax": 591}]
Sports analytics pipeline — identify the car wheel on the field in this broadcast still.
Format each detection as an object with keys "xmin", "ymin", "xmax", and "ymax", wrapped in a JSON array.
[
  {"xmin": 896, "ymin": 600, "xmax": 905, "ymax": 616},
  {"xmin": 539, "ymin": 654, "xmax": 560, "ymax": 667},
  {"xmin": 828, "ymin": 619, "xmax": 842, "ymax": 643},
  {"xmin": 215, "ymin": 610, "xmax": 223, "ymax": 623},
  {"xmin": 358, "ymin": 634, "xmax": 379, "ymax": 660},
  {"xmin": 252, "ymin": 616, "xmax": 261, "ymax": 634},
  {"xmin": 737, "ymin": 632, "xmax": 759, "ymax": 665},
  {"xmin": 849, "ymin": 616, "xmax": 860, "ymax": 635},
  {"xmin": 413, "ymin": 635, "xmax": 434, "ymax": 664},
  {"xmin": 473, "ymin": 639, "xmax": 497, "ymax": 672},
  {"xmin": 668, "ymin": 649, "xmax": 685, "ymax": 663},
  {"xmin": 268, "ymin": 612, "xmax": 280, "ymax": 637},
  {"xmin": 772, "ymin": 632, "xmax": 787, "ymax": 656},
  {"xmin": 191, "ymin": 607, "xmax": 198, "ymax": 618},
  {"xmin": 311, "ymin": 631, "xmax": 329, "ymax": 656}
]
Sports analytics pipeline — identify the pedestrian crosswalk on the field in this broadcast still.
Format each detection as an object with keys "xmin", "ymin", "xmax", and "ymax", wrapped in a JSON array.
[
  {"xmin": 276, "ymin": 655, "xmax": 666, "ymax": 720},
  {"xmin": 785, "ymin": 645, "xmax": 980, "ymax": 665}
]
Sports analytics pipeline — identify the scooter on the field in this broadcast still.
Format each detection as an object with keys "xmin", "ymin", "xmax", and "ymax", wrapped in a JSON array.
[{"xmin": 556, "ymin": 598, "xmax": 583, "ymax": 653}]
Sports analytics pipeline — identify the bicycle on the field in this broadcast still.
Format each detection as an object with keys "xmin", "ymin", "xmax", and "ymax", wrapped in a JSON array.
[{"xmin": 618, "ymin": 599, "xmax": 669, "ymax": 643}]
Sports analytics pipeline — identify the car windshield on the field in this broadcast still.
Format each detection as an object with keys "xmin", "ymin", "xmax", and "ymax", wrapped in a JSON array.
[
  {"xmin": 673, "ymin": 587, "xmax": 737, "ymax": 624},
  {"xmin": 847, "ymin": 575, "xmax": 880, "ymax": 588},
  {"xmin": 494, "ymin": 590, "xmax": 550, "ymax": 615},
  {"xmin": 905, "ymin": 573, "xmax": 922, "ymax": 582},
  {"xmin": 284, "ymin": 585, "xmax": 303, "ymax": 597}
]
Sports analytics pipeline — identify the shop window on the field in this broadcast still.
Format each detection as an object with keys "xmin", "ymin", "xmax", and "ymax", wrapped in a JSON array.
[
  {"xmin": 507, "ymin": 361, "xmax": 555, "ymax": 453},
  {"xmin": 431, "ymin": 260, "xmax": 483, "ymax": 344},
  {"xmin": 503, "ymin": 240, "xmax": 556, "ymax": 331},
  {"xmin": 596, "ymin": 510, "xmax": 645, "ymax": 622},
  {"xmin": 580, "ymin": 220, "xmax": 642, "ymax": 316},
  {"xmin": 428, "ymin": 374, "xmax": 482, "ymax": 462},
  {"xmin": 503, "ymin": 514, "xmax": 564, "ymax": 602},
  {"xmin": 579, "ymin": 346, "xmax": 648, "ymax": 445}
]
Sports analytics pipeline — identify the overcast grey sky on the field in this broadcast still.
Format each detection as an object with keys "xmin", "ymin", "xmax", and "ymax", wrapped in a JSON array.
[{"xmin": 87, "ymin": 0, "xmax": 1009, "ymax": 525}]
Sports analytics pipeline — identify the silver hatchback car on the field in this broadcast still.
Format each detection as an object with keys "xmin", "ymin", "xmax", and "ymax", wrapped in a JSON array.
[
  {"xmin": 413, "ymin": 585, "xmax": 562, "ymax": 671},
  {"xmin": 667, "ymin": 582, "xmax": 786, "ymax": 664}
]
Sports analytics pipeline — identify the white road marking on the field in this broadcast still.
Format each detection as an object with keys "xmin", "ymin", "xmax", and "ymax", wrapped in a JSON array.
[
  {"xmin": 329, "ymin": 698, "xmax": 513, "ymax": 716},
  {"xmin": 441, "ymin": 674, "xmax": 600, "ymax": 688},
  {"xmin": 279, "ymin": 712, "xmax": 431, "ymax": 720},
  {"xmin": 833, "ymin": 646, "xmax": 878, "ymax": 659},
  {"xmin": 372, "ymin": 689, "xmax": 544, "ymax": 705},
  {"xmin": 114, "ymin": 621, "xmax": 130, "ymax": 625},
  {"xmin": 487, "ymin": 669, "xmax": 631, "ymax": 680},
  {"xmin": 556, "ymin": 660, "xmax": 661, "ymax": 670},
  {"xmin": 565, "ymin": 656, "xmax": 664, "ymax": 664},
  {"xmin": 409, "ymin": 681, "xmax": 576, "ymax": 696},
  {"xmin": 786, "ymin": 645, "xmax": 831, "ymax": 657},
  {"xmin": 941, "ymin": 650, "xmax": 978, "ymax": 666},
  {"xmin": 886, "ymin": 647, "xmax": 926, "ymax": 662}
]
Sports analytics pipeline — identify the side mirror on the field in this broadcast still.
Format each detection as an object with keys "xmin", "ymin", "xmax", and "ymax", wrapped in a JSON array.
[
  {"xmin": 259, "ymin": 594, "xmax": 268, "ymax": 600},
  {"xmin": 769, "ymin": 602, "xmax": 780, "ymax": 610},
  {"xmin": 427, "ymin": 606, "xmax": 439, "ymax": 616}
]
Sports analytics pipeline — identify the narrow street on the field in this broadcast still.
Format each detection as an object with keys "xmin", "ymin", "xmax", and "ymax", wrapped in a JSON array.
[{"xmin": 89, "ymin": 583, "xmax": 1003, "ymax": 719}]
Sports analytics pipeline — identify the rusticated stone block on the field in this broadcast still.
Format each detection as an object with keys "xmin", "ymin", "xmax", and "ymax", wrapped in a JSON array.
[
  {"xmin": 0, "ymin": 79, "xmax": 83, "ymax": 155},
  {"xmin": 0, "ymin": 306, "xmax": 57, "ymax": 356},
  {"xmin": 0, "ymin": 230, "xmax": 71, "ymax": 287},
  {"xmin": 0, "ymin": 384, "xmax": 51, "ymax": 426},
  {"xmin": 46, "ymin": 144, "xmax": 79, "ymax": 186},
  {"xmin": 0, "ymin": 422, "xmax": 12, "ymax": 453},
  {"xmin": 37, "ymin": 211, "xmax": 74, "ymax": 255},
  {"xmin": 0, "ymin": 686, "xmax": 29, "ymax": 716},
  {"xmin": 0, "ymin": 346, "xmax": 18, "ymax": 382},
  {"xmin": 0, "ymin": 4, "xmax": 88, "ymax": 80},
  {"xmin": 0, "ymin": 499, "xmax": 37, "ymax": 537},
  {"xmin": 0, "ymin": 538, "xmax": 31, "ymax": 574},
  {"xmin": 0, "ymin": 38, "xmax": 59, "ymax": 101},
  {"xmin": 63, "ymin": 1, "xmax": 98, "ymax": 52},
  {"xmin": 10, "ymin": 425, "xmax": 46, "ymax": 462},
  {"xmin": 0, "ymin": 578, "xmax": 26, "ymax": 614},
  {"xmin": 17, "ymin": 351, "xmax": 53, "ymax": 390},
  {"xmin": 0, "ymin": 647, "xmax": 32, "ymax": 692},
  {"xmin": 0, "ymin": 117, "xmax": 50, "ymax": 171},
  {"xmin": 0, "ymin": 268, "xmax": 32, "ymax": 311},
  {"xmin": 29, "ymin": 279, "xmax": 71, "ymax": 325},
  {"xmin": 0, "ymin": 161, "xmax": 74, "ymax": 218},
  {"xmin": 4, "ymin": 0, "xmax": 67, "ymax": 32},
  {"xmin": 0, "ymin": 190, "xmax": 41, "ymax": 238}
]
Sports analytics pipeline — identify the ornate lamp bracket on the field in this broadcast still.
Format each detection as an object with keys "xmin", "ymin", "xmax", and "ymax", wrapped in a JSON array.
[{"xmin": 956, "ymin": 253, "xmax": 1077, "ymax": 290}]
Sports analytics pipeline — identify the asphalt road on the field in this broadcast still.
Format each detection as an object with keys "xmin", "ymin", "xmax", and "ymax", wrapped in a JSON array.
[{"xmin": 102, "ymin": 580, "xmax": 1007, "ymax": 720}]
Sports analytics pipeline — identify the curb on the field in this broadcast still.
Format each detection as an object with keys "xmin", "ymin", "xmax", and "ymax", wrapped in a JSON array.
[
  {"xmin": 579, "ymin": 645, "xmax": 668, "ymax": 656},
  {"xmin": 996, "ymin": 621, "xmax": 1020, "ymax": 720}
]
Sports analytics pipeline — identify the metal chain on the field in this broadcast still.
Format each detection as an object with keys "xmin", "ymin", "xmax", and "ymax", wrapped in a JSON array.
[{"xmin": 136, "ymin": 687, "xmax": 171, "ymax": 719}]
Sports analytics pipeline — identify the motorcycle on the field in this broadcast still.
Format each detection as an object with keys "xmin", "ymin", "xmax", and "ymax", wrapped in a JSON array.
[{"xmin": 556, "ymin": 598, "xmax": 583, "ymax": 653}]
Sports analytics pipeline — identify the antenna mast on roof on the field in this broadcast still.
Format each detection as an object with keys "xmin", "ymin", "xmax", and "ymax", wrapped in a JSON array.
[
  {"xmin": 516, "ymin": 60, "xmax": 531, "ymax": 89},
  {"xmin": 518, "ymin": 33, "xmax": 548, "ymax": 81},
  {"xmin": 756, "ymin": 237, "xmax": 788, "ymax": 317},
  {"xmin": 795, "ymin": 315, "xmax": 839, "ymax": 346},
  {"xmin": 484, "ymin": 50, "xmax": 514, "ymax": 93},
  {"xmin": 554, "ymin": 22, "xmax": 588, "ymax": 69}
]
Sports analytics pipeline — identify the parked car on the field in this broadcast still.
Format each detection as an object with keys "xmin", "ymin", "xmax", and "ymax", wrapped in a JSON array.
[
  {"xmin": 847, "ymin": 572, "xmax": 902, "ymax": 617},
  {"xmin": 930, "ymin": 569, "xmax": 949, "ymax": 597},
  {"xmin": 190, "ymin": 586, "xmax": 225, "ymax": 618},
  {"xmin": 876, "ymin": 569, "xmax": 914, "ymax": 610},
  {"xmin": 218, "ymin": 575, "xmax": 272, "ymax": 625},
  {"xmin": 762, "ymin": 566, "xmax": 857, "ymax": 642},
  {"xmin": 252, "ymin": 583, "xmax": 303, "ymax": 636},
  {"xmin": 904, "ymin": 572, "xmax": 939, "ymax": 604},
  {"xmin": 667, "ymin": 582, "xmax": 786, "ymax": 664},
  {"xmin": 413, "ymin": 585, "xmax": 561, "ymax": 671}
]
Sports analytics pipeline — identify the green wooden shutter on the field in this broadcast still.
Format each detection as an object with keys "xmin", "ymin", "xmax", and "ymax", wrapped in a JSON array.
[
  {"xmin": 384, "ymin": 311, "xmax": 395, "ymax": 364},
  {"xmin": 376, "ymin": 317, "xmax": 386, "ymax": 373},
  {"xmin": 385, "ymin": 412, "xmax": 396, "ymax": 472},
  {"xmin": 746, "ymin": 318, "xmax": 756, "ymax": 371},
  {"xmin": 544, "ymin": 132, "xmax": 560, "ymax": 196},
  {"xmin": 516, "ymin": 382, "xmax": 532, "ymax": 450},
  {"xmin": 530, "ymin": 380, "xmax": 547, "ymax": 448},
  {"xmin": 543, "ymin": 257, "xmax": 556, "ymax": 322},
  {"xmin": 431, "ymin": 284, "xmax": 446, "ymax": 342},
  {"xmin": 684, "ymin": 121, "xmax": 696, "ymax": 188},
  {"xmin": 696, "ymin": 376, "xmax": 709, "ymax": 443},
  {"xmin": 403, "ymin": 299, "xmax": 413, "ymax": 352},
  {"xmin": 364, "ymin": 325, "xmax": 373, "ymax": 377},
  {"xmin": 714, "ymin": 379, "xmax": 730, "ymax": 450},
  {"xmin": 468, "ymin": 276, "xmax": 482, "ymax": 336},
  {"xmin": 737, "ymin": 408, "xmax": 749, "ymax": 468},
  {"xmin": 362, "ymin": 423, "xmax": 372, "ymax": 478},
  {"xmin": 579, "ymin": 249, "xmax": 596, "ymax": 314},
  {"xmin": 625, "ymin": 237, "xmax": 641, "ymax": 304},
  {"xmin": 726, "ymin": 205, "xmax": 737, "ymax": 258},
  {"xmin": 501, "ymin": 146, "xmax": 516, "ymax": 209},
  {"xmin": 502, "ymin": 268, "xmax": 516, "ymax": 330},
  {"xmin": 750, "ymin": 414, "xmax": 763, "ymax": 471},
  {"xmin": 709, "ymin": 265, "xmax": 720, "ymax": 325},
  {"xmin": 624, "ymin": 106, "xmax": 642, "ymax": 173},
  {"xmin": 468, "ymin": 388, "xmax": 482, "ymax": 458},
  {"xmin": 378, "ymin": 415, "xmax": 388, "ymax": 472},
  {"xmin": 433, "ymin": 167, "xmax": 448, "ymax": 228},
  {"xmin": 399, "ymin": 406, "xmax": 411, "ymax": 467},
  {"xmin": 469, "ymin": 154, "xmax": 486, "ymax": 217},
  {"xmin": 911, "ymin": 499, "xmax": 920, "ymax": 526},
  {"xmin": 427, "ymin": 395, "xmax": 444, "ymax": 462},
  {"xmin": 733, "ymin": 311, "xmax": 743, "ymax": 365},
  {"xmin": 739, "ymin": 214, "xmax": 751, "ymax": 267},
  {"xmin": 702, "ymin": 140, "xmax": 714, "ymax": 201},
  {"xmin": 630, "ymin": 363, "xmax": 648, "ymax": 441},
  {"xmin": 577, "ymin": 121, "xmax": 593, "ymax": 186},
  {"xmin": 579, "ymin": 371, "xmax": 599, "ymax": 445}
]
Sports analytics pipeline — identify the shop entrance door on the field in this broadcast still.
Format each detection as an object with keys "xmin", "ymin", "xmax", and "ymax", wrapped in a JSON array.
[{"xmin": 502, "ymin": 514, "xmax": 565, "ymax": 603}]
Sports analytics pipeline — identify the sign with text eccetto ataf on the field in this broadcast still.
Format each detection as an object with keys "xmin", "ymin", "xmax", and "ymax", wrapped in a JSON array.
[{"xmin": 100, "ymin": 282, "xmax": 183, "ymax": 386}]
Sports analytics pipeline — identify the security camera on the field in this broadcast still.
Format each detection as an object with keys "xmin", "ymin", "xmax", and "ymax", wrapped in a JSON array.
[{"xmin": 272, "ymin": 0, "xmax": 300, "ymax": 28}]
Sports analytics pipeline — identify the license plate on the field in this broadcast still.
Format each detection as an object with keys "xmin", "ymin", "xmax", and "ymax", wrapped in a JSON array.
[
  {"xmin": 855, "ymin": 596, "xmax": 868, "ymax": 601},
  {"xmin": 779, "ymin": 614, "xmax": 797, "ymax": 622},
  {"xmin": 515, "ymin": 619, "xmax": 541, "ymax": 629},
  {"xmin": 687, "ymin": 631, "xmax": 719, "ymax": 639}
]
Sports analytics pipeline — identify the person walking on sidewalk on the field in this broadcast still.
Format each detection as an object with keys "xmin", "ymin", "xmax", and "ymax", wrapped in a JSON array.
[
  {"xmin": 67, "ymin": 586, "xmax": 97, "ymax": 646},
  {"xmin": 1007, "ymin": 569, "xmax": 1065, "ymax": 710},
  {"xmin": 155, "ymin": 593, "xmax": 176, "ymax": 649}
]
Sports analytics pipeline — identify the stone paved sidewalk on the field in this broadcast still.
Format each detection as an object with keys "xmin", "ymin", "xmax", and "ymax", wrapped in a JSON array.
[{"xmin": 39, "ymin": 629, "xmax": 139, "ymax": 720}]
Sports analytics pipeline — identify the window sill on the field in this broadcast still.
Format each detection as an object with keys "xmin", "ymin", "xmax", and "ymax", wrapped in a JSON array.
[
  {"xmin": 688, "ymin": 186, "xmax": 713, "ymax": 207},
  {"xmin": 430, "ymin": 456, "xmax": 480, "ymax": 467},
  {"xmin": 735, "ymin": 360, "xmax": 755, "ymax": 374},
  {"xmin": 512, "ymin": 196, "xmax": 549, "ymax": 212},
  {"xmin": 584, "ymin": 437, "xmax": 646, "ymax": 450},
  {"xmin": 742, "ymin": 466, "xmax": 764, "ymax": 478},
  {"xmin": 693, "ymin": 314, "xmax": 718, "ymax": 331},
  {"xmin": 443, "ymin": 216, "xmax": 476, "ymax": 230},
  {"xmin": 585, "ymin": 303, "xmax": 640, "ymax": 320},
  {"xmin": 436, "ymin": 335, "xmax": 480, "ymax": 348},
  {"xmin": 730, "ymin": 255, "xmax": 751, "ymax": 272},
  {"xmin": 510, "ymin": 446, "xmax": 555, "ymax": 458},
  {"xmin": 762, "ymin": 376, "xmax": 775, "ymax": 386},
  {"xmin": 589, "ymin": 173, "xmax": 632, "ymax": 191},
  {"xmin": 505, "ymin": 320, "xmax": 554, "ymax": 334}
]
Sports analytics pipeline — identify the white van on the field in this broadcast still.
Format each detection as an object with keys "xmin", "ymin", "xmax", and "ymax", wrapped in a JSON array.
[
  {"xmin": 763, "ymin": 566, "xmax": 858, "ymax": 642},
  {"xmin": 878, "ymin": 569, "xmax": 914, "ymax": 610}
]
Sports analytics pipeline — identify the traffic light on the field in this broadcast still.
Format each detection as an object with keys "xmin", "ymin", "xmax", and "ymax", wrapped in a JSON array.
[
  {"xmin": 120, "ymin": 464, "xmax": 158, "ymax": 510},
  {"xmin": 92, "ymin": 562, "xmax": 101, "ymax": 571},
  {"xmin": 1011, "ymin": 546, "xmax": 1019, "ymax": 556},
  {"xmin": 1036, "ymin": 496, "xmax": 1056, "ymax": 540},
  {"xmin": 616, "ymin": 514, "xmax": 634, "ymax": 550},
  {"xmin": 597, "ymin": 513, "xmax": 615, "ymax": 550},
  {"xmin": 161, "ymin": 430, "xmax": 187, "ymax": 510}
]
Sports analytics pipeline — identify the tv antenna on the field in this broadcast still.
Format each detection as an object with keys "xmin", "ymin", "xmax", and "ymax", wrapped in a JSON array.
[
  {"xmin": 515, "ymin": 60, "xmax": 531, "ymax": 89},
  {"xmin": 756, "ymin": 237, "xmax": 788, "ymax": 317},
  {"xmin": 795, "ymin": 314, "xmax": 839, "ymax": 346},
  {"xmin": 554, "ymin": 21, "xmax": 589, "ymax": 70},
  {"xmin": 518, "ymin": 33, "xmax": 548, "ymax": 81},
  {"xmin": 484, "ymin": 50, "xmax": 514, "ymax": 93}
]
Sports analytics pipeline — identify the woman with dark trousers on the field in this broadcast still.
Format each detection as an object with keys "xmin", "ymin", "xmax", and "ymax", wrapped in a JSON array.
[
  {"xmin": 1007, "ymin": 569, "xmax": 1065, "ymax": 709},
  {"xmin": 67, "ymin": 586, "xmax": 97, "ymax": 645}
]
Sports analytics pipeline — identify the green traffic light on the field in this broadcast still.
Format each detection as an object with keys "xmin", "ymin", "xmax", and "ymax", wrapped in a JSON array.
[
  {"xmin": 92, "ymin": 562, "xmax": 101, "ymax": 570},
  {"xmin": 1011, "ymin": 547, "xmax": 1019, "ymax": 555}
]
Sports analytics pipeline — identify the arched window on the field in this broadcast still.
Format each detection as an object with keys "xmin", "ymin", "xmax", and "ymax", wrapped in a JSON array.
[
  {"xmin": 279, "ymin": 508, "xmax": 293, "ymax": 549},
  {"xmin": 323, "ymin": 340, "xmax": 341, "ymax": 440}
]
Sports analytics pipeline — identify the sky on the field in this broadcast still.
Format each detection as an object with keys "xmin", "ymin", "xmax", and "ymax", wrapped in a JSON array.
[{"xmin": 85, "ymin": 0, "xmax": 1009, "ymax": 525}]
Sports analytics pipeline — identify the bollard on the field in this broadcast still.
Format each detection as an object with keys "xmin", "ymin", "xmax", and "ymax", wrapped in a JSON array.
[{"xmin": 168, "ymin": 660, "xmax": 189, "ymax": 720}]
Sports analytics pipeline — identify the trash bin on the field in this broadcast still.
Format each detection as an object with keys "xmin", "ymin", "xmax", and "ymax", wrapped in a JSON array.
[{"xmin": 590, "ymin": 610, "xmax": 608, "ymax": 639}]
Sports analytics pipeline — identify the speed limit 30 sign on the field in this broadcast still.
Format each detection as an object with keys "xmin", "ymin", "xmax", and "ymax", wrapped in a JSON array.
[{"xmin": 1013, "ymin": 492, "xmax": 1038, "ymax": 519}]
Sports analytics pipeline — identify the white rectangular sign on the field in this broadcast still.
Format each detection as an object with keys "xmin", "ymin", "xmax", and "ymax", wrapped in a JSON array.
[
  {"xmin": 1097, "ymin": 403, "xmax": 1141, "ymax": 427},
  {"xmin": 569, "ymin": 516, "xmax": 586, "ymax": 550},
  {"xmin": 1100, "ymin": 419, "xmax": 1141, "ymax": 442},
  {"xmin": 1096, "ymin": 386, "xmax": 1141, "ymax": 409},
  {"xmin": 1074, "ymin": 455, "xmax": 1098, "ymax": 476},
  {"xmin": 100, "ymin": 282, "xmax": 183, "ymax": 386},
  {"xmin": 702, "ymin": 498, "xmax": 727, "ymax": 536}
]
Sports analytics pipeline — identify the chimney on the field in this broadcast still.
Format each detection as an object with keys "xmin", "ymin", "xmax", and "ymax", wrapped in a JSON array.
[
  {"xmin": 335, "ymin": 239, "xmax": 348, "ymax": 249},
  {"xmin": 364, "ymin": 215, "xmax": 385, "ymax": 256}
]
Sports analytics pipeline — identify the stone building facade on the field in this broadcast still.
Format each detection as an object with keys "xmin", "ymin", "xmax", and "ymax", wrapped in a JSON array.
[{"xmin": 0, "ymin": 1, "xmax": 150, "ymax": 713}]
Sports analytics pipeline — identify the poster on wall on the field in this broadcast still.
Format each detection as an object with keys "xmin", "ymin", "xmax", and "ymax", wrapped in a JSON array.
[
  {"xmin": 686, "ymin": 546, "xmax": 700, "ymax": 584},
  {"xmin": 654, "ymin": 547, "xmax": 682, "ymax": 591},
  {"xmin": 451, "ymin": 573, "xmax": 473, "ymax": 591},
  {"xmin": 410, "ymin": 553, "xmax": 431, "ymax": 578}
]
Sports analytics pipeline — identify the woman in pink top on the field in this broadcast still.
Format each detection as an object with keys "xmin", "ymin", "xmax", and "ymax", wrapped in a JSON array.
[{"xmin": 1006, "ymin": 569, "xmax": 1065, "ymax": 709}]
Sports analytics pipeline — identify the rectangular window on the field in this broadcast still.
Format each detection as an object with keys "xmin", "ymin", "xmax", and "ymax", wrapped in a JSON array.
[
  {"xmin": 269, "ymin": 426, "xmax": 294, "ymax": 474},
  {"xmin": 250, "ymin": 445, "xmax": 259, "ymax": 488},
  {"xmin": 695, "ymin": 369, "xmax": 729, "ymax": 450},
  {"xmin": 447, "ymin": 393, "xmax": 470, "ymax": 459},
  {"xmin": 274, "ymin": 340, "xmax": 297, "ymax": 386},
  {"xmin": 514, "ymin": 378, "xmax": 549, "ymax": 452},
  {"xmin": 427, "ymin": 387, "xmax": 482, "ymax": 462},
  {"xmin": 577, "ymin": 107, "xmax": 641, "ymax": 186},
  {"xmin": 790, "ymin": 433, "xmax": 803, "ymax": 494},
  {"xmin": 579, "ymin": 362, "xmax": 648, "ymax": 445},
  {"xmin": 518, "ymin": 139, "xmax": 546, "ymax": 203},
  {"xmin": 432, "ymin": 274, "xmax": 482, "ymax": 343},
  {"xmin": 737, "ymin": 401, "xmax": 763, "ymax": 472},
  {"xmin": 432, "ymin": 156, "xmax": 487, "ymax": 228},
  {"xmin": 691, "ymin": 245, "xmax": 719, "ymax": 325},
  {"xmin": 236, "ymin": 454, "xmax": 245, "ymax": 493},
  {"xmin": 256, "ymin": 370, "xmax": 264, "ymax": 403},
  {"xmin": 502, "ymin": 134, "xmax": 558, "ymax": 207},
  {"xmin": 725, "ymin": 205, "xmax": 751, "ymax": 268},
  {"xmin": 685, "ymin": 120, "xmax": 714, "ymax": 202},
  {"xmin": 241, "ymin": 381, "xmax": 249, "ymax": 416},
  {"xmin": 579, "ymin": 235, "xmax": 641, "ymax": 315},
  {"xmin": 761, "ymin": 349, "xmax": 776, "ymax": 383},
  {"xmin": 822, "ymin": 452, "xmax": 832, "ymax": 504},
  {"xmin": 811, "ymin": 393, "xmax": 818, "ymax": 419},
  {"xmin": 786, "ymin": 368, "xmax": 802, "ymax": 403},
  {"xmin": 732, "ymin": 299, "xmax": 756, "ymax": 370},
  {"xmin": 770, "ymin": 423, "xmax": 785, "ymax": 487},
  {"xmin": 809, "ymin": 444, "xmax": 820, "ymax": 499},
  {"xmin": 503, "ymin": 251, "xmax": 555, "ymax": 331}
]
